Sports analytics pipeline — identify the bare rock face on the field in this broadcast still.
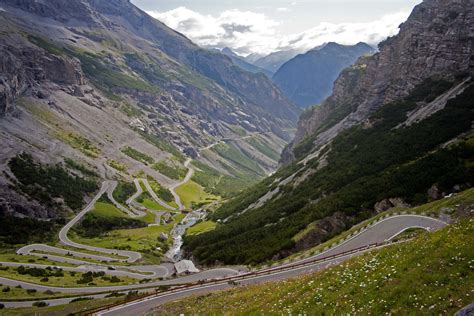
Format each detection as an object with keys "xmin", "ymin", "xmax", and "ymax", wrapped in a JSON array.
[
  {"xmin": 0, "ymin": 47, "xmax": 27, "ymax": 115},
  {"xmin": 289, "ymin": 0, "xmax": 474, "ymax": 161},
  {"xmin": 1, "ymin": 0, "xmax": 96, "ymax": 25},
  {"xmin": 0, "ymin": 185, "xmax": 55, "ymax": 219},
  {"xmin": 0, "ymin": 36, "xmax": 85, "ymax": 115},
  {"xmin": 276, "ymin": 211, "xmax": 351, "ymax": 258}
]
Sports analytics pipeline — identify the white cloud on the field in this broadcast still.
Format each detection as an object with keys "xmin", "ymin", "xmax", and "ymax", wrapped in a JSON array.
[
  {"xmin": 148, "ymin": 7, "xmax": 278, "ymax": 55},
  {"xmin": 147, "ymin": 7, "xmax": 410, "ymax": 56},
  {"xmin": 276, "ymin": 7, "xmax": 289, "ymax": 12},
  {"xmin": 280, "ymin": 11, "xmax": 409, "ymax": 52}
]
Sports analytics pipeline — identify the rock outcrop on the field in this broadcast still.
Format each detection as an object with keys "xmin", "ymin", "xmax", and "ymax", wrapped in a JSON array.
[
  {"xmin": 288, "ymin": 0, "xmax": 474, "ymax": 162},
  {"xmin": 0, "ymin": 32, "xmax": 85, "ymax": 116}
]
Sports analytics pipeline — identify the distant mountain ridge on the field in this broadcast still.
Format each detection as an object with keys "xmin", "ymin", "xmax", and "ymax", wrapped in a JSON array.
[
  {"xmin": 220, "ymin": 47, "xmax": 274, "ymax": 78},
  {"xmin": 273, "ymin": 42, "xmax": 375, "ymax": 108},
  {"xmin": 253, "ymin": 49, "xmax": 300, "ymax": 73}
]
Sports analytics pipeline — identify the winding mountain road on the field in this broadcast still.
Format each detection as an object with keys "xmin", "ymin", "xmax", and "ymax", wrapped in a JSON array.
[
  {"xmin": 0, "ymin": 151, "xmax": 450, "ymax": 312},
  {"xmin": 1, "ymin": 214, "xmax": 447, "ymax": 310}
]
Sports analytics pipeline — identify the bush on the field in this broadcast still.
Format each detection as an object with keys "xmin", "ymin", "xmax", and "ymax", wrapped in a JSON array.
[
  {"xmin": 0, "ymin": 303, "xmax": 4, "ymax": 309},
  {"xmin": 121, "ymin": 147, "xmax": 154, "ymax": 165},
  {"xmin": 26, "ymin": 289, "xmax": 37, "ymax": 294},
  {"xmin": 70, "ymin": 297, "xmax": 93, "ymax": 303},
  {"xmin": 40, "ymin": 277, "xmax": 49, "ymax": 282},
  {"xmin": 110, "ymin": 276, "xmax": 121, "ymax": 283},
  {"xmin": 32, "ymin": 301, "xmax": 48, "ymax": 307},
  {"xmin": 2, "ymin": 287, "xmax": 10, "ymax": 292}
]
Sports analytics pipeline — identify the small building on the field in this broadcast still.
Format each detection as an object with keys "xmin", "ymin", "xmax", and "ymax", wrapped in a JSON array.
[{"xmin": 174, "ymin": 260, "xmax": 199, "ymax": 275}]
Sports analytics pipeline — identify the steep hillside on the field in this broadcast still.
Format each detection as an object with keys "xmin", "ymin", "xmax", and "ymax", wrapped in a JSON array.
[
  {"xmin": 273, "ymin": 42, "xmax": 375, "ymax": 108},
  {"xmin": 285, "ymin": 0, "xmax": 473, "ymax": 162},
  {"xmin": 0, "ymin": 0, "xmax": 299, "ymax": 222},
  {"xmin": 183, "ymin": 0, "xmax": 474, "ymax": 265},
  {"xmin": 153, "ymin": 217, "xmax": 474, "ymax": 315}
]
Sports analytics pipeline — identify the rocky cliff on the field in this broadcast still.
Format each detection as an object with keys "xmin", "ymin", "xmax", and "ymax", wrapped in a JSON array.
[
  {"xmin": 0, "ymin": 33, "xmax": 85, "ymax": 116},
  {"xmin": 287, "ymin": 0, "xmax": 474, "ymax": 162},
  {"xmin": 273, "ymin": 42, "xmax": 374, "ymax": 108}
]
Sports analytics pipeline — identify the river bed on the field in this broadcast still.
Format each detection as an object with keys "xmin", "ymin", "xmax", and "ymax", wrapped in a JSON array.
[{"xmin": 165, "ymin": 210, "xmax": 206, "ymax": 261}]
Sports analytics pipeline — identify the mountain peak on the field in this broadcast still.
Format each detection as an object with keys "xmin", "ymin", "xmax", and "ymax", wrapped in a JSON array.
[{"xmin": 273, "ymin": 42, "xmax": 375, "ymax": 107}]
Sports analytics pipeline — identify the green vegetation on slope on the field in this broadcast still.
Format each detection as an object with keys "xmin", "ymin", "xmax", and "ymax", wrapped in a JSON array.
[
  {"xmin": 106, "ymin": 159, "xmax": 127, "ymax": 172},
  {"xmin": 137, "ymin": 131, "xmax": 185, "ymax": 162},
  {"xmin": 152, "ymin": 160, "xmax": 187, "ymax": 180},
  {"xmin": 74, "ymin": 201, "xmax": 146, "ymax": 238},
  {"xmin": 246, "ymin": 136, "xmax": 280, "ymax": 161},
  {"xmin": 175, "ymin": 180, "xmax": 217, "ymax": 209},
  {"xmin": 64, "ymin": 158, "xmax": 98, "ymax": 178},
  {"xmin": 153, "ymin": 218, "xmax": 474, "ymax": 315},
  {"xmin": 112, "ymin": 181, "xmax": 136, "ymax": 205},
  {"xmin": 186, "ymin": 221, "xmax": 217, "ymax": 236},
  {"xmin": 184, "ymin": 79, "xmax": 474, "ymax": 265},
  {"xmin": 121, "ymin": 147, "xmax": 155, "ymax": 165},
  {"xmin": 145, "ymin": 176, "xmax": 175, "ymax": 205},
  {"xmin": 66, "ymin": 49, "xmax": 160, "ymax": 94},
  {"xmin": 0, "ymin": 216, "xmax": 62, "ymax": 246},
  {"xmin": 212, "ymin": 143, "xmax": 266, "ymax": 177},
  {"xmin": 8, "ymin": 153, "xmax": 98, "ymax": 210},
  {"xmin": 59, "ymin": 132, "xmax": 101, "ymax": 158},
  {"xmin": 191, "ymin": 160, "xmax": 255, "ymax": 198}
]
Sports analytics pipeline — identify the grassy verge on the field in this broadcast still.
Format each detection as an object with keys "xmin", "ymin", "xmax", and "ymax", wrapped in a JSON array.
[
  {"xmin": 2, "ymin": 296, "xmax": 125, "ymax": 316},
  {"xmin": 149, "ymin": 218, "xmax": 474, "ymax": 315},
  {"xmin": 0, "ymin": 267, "xmax": 135, "ymax": 287},
  {"xmin": 0, "ymin": 285, "xmax": 78, "ymax": 300},
  {"xmin": 0, "ymin": 254, "xmax": 75, "ymax": 268}
]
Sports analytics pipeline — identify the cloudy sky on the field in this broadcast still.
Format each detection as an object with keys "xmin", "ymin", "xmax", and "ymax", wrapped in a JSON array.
[{"xmin": 131, "ymin": 0, "xmax": 421, "ymax": 56}]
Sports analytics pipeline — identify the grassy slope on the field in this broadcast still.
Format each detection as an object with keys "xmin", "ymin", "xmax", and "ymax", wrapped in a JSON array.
[
  {"xmin": 91, "ymin": 202, "xmax": 128, "ymax": 218},
  {"xmin": 186, "ymin": 221, "xmax": 217, "ymax": 236},
  {"xmin": 175, "ymin": 180, "xmax": 217, "ymax": 209},
  {"xmin": 150, "ymin": 218, "xmax": 474, "ymax": 315}
]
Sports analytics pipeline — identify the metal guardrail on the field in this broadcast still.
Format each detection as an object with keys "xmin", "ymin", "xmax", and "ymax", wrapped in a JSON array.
[{"xmin": 83, "ymin": 242, "xmax": 380, "ymax": 315}]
